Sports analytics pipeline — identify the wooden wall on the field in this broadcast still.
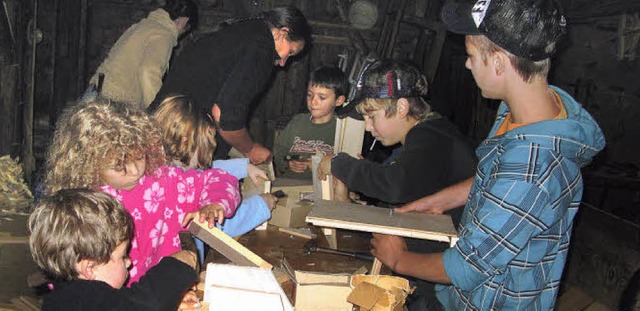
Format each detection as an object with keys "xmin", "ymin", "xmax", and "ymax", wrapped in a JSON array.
[{"xmin": 1, "ymin": 0, "xmax": 640, "ymax": 308}]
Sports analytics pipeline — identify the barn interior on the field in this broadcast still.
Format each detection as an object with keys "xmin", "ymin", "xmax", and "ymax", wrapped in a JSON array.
[{"xmin": 0, "ymin": 0, "xmax": 639, "ymax": 309}]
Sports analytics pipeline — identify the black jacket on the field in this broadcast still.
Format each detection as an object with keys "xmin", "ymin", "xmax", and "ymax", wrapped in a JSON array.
[
  {"xmin": 43, "ymin": 257, "xmax": 197, "ymax": 311},
  {"xmin": 150, "ymin": 20, "xmax": 276, "ymax": 131},
  {"xmin": 332, "ymin": 117, "xmax": 477, "ymax": 207}
]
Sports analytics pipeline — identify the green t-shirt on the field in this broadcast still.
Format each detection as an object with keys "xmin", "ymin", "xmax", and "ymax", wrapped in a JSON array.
[{"xmin": 273, "ymin": 113, "xmax": 336, "ymax": 179}]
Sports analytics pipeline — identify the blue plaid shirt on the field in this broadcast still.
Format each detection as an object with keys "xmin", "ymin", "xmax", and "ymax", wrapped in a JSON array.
[{"xmin": 437, "ymin": 86, "xmax": 605, "ymax": 310}]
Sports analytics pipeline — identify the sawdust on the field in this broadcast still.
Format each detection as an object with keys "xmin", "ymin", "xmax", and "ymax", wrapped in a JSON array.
[{"xmin": 0, "ymin": 155, "xmax": 33, "ymax": 214}]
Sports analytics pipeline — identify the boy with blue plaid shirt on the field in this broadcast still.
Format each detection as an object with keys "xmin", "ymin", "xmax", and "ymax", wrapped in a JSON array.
[{"xmin": 370, "ymin": 0, "xmax": 605, "ymax": 309}]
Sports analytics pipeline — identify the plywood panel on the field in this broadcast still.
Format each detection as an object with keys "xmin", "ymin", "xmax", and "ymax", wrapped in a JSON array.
[{"xmin": 306, "ymin": 200, "xmax": 457, "ymax": 243}]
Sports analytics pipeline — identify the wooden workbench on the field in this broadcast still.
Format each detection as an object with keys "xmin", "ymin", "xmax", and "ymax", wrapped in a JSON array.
[
  {"xmin": 201, "ymin": 224, "xmax": 378, "ymax": 305},
  {"xmin": 204, "ymin": 224, "xmax": 374, "ymax": 274}
]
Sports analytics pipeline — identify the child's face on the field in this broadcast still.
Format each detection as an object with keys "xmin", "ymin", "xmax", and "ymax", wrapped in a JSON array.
[
  {"xmin": 364, "ymin": 108, "xmax": 406, "ymax": 146},
  {"xmin": 307, "ymin": 84, "xmax": 343, "ymax": 124},
  {"xmin": 465, "ymin": 36, "xmax": 499, "ymax": 99},
  {"xmin": 92, "ymin": 241, "xmax": 131, "ymax": 289},
  {"xmin": 101, "ymin": 159, "xmax": 146, "ymax": 190}
]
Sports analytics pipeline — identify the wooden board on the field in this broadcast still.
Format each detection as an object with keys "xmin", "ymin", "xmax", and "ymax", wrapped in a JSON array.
[
  {"xmin": 188, "ymin": 214, "xmax": 273, "ymax": 270},
  {"xmin": 306, "ymin": 200, "xmax": 457, "ymax": 243},
  {"xmin": 334, "ymin": 117, "xmax": 365, "ymax": 158}
]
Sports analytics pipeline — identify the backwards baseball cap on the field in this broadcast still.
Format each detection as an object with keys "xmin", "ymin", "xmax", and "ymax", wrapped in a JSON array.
[
  {"xmin": 337, "ymin": 59, "xmax": 428, "ymax": 119},
  {"xmin": 441, "ymin": 0, "xmax": 567, "ymax": 61}
]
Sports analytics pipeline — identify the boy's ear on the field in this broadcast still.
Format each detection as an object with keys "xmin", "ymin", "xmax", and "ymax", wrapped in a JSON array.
[
  {"xmin": 76, "ymin": 259, "xmax": 97, "ymax": 280},
  {"xmin": 335, "ymin": 95, "xmax": 346, "ymax": 107},
  {"xmin": 396, "ymin": 98, "xmax": 410, "ymax": 118},
  {"xmin": 493, "ymin": 52, "xmax": 506, "ymax": 76}
]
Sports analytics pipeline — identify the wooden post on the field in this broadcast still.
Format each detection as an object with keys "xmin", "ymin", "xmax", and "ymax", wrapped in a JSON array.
[
  {"xmin": 370, "ymin": 258, "xmax": 382, "ymax": 275},
  {"xmin": 22, "ymin": 0, "xmax": 38, "ymax": 184}
]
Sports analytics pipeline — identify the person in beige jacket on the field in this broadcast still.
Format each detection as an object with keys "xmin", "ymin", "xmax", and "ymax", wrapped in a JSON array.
[{"xmin": 87, "ymin": 0, "xmax": 197, "ymax": 107}]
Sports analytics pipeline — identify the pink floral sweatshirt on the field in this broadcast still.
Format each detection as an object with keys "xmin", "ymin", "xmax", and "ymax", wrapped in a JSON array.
[{"xmin": 101, "ymin": 166, "xmax": 240, "ymax": 285}]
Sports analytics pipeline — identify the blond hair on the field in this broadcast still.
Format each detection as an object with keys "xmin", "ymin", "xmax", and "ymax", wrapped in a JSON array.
[
  {"xmin": 153, "ymin": 95, "xmax": 217, "ymax": 169},
  {"xmin": 356, "ymin": 97, "xmax": 431, "ymax": 120},
  {"xmin": 467, "ymin": 35, "xmax": 550, "ymax": 83},
  {"xmin": 29, "ymin": 189, "xmax": 133, "ymax": 281},
  {"xmin": 44, "ymin": 97, "xmax": 165, "ymax": 194}
]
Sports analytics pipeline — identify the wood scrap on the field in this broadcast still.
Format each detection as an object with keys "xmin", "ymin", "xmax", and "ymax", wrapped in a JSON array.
[
  {"xmin": 0, "ymin": 156, "xmax": 33, "ymax": 213},
  {"xmin": 277, "ymin": 227, "xmax": 317, "ymax": 239},
  {"xmin": 188, "ymin": 214, "xmax": 272, "ymax": 270}
]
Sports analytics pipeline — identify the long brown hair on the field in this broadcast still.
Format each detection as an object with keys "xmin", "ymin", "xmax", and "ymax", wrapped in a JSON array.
[{"xmin": 153, "ymin": 95, "xmax": 216, "ymax": 169}]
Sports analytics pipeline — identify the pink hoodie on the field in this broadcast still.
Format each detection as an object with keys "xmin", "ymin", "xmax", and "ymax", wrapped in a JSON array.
[{"xmin": 102, "ymin": 165, "xmax": 240, "ymax": 285}]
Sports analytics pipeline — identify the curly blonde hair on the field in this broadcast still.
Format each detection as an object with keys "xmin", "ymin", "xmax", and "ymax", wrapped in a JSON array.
[
  {"xmin": 44, "ymin": 98, "xmax": 166, "ymax": 194},
  {"xmin": 153, "ymin": 95, "xmax": 217, "ymax": 169}
]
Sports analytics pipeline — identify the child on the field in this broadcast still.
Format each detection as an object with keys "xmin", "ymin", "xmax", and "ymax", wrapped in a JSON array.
[
  {"xmin": 29, "ymin": 188, "xmax": 199, "ymax": 310},
  {"xmin": 44, "ymin": 97, "xmax": 241, "ymax": 286},
  {"xmin": 317, "ymin": 59, "xmax": 477, "ymax": 311},
  {"xmin": 318, "ymin": 59, "xmax": 476, "ymax": 210},
  {"xmin": 370, "ymin": 0, "xmax": 605, "ymax": 310},
  {"xmin": 273, "ymin": 66, "xmax": 347, "ymax": 179},
  {"xmin": 153, "ymin": 95, "xmax": 277, "ymax": 263}
]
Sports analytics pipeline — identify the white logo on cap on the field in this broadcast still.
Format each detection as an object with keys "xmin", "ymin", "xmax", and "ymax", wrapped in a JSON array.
[{"xmin": 471, "ymin": 0, "xmax": 491, "ymax": 28}]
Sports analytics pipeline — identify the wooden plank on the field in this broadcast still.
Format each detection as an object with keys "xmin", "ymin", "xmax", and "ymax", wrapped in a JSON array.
[
  {"xmin": 370, "ymin": 258, "xmax": 382, "ymax": 275},
  {"xmin": 334, "ymin": 117, "xmax": 365, "ymax": 158},
  {"xmin": 306, "ymin": 200, "xmax": 457, "ymax": 243},
  {"xmin": 322, "ymin": 228, "xmax": 338, "ymax": 250},
  {"xmin": 277, "ymin": 227, "xmax": 317, "ymax": 240},
  {"xmin": 188, "ymin": 214, "xmax": 272, "ymax": 270},
  {"xmin": 0, "ymin": 236, "xmax": 27, "ymax": 244}
]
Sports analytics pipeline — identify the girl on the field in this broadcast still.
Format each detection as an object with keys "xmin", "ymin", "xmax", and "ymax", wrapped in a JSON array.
[
  {"xmin": 44, "ymin": 98, "xmax": 241, "ymax": 285},
  {"xmin": 153, "ymin": 95, "xmax": 277, "ymax": 263}
]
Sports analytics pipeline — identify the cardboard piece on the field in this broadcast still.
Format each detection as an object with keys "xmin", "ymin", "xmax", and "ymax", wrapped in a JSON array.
[
  {"xmin": 188, "ymin": 214, "xmax": 272, "ymax": 269},
  {"xmin": 269, "ymin": 178, "xmax": 314, "ymax": 228},
  {"xmin": 294, "ymin": 271, "xmax": 354, "ymax": 311},
  {"xmin": 203, "ymin": 263, "xmax": 293, "ymax": 311},
  {"xmin": 348, "ymin": 275, "xmax": 413, "ymax": 311}
]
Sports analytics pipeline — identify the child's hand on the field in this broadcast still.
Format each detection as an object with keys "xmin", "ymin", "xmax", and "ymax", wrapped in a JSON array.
[
  {"xmin": 259, "ymin": 193, "xmax": 278, "ymax": 211},
  {"xmin": 317, "ymin": 154, "xmax": 333, "ymax": 180},
  {"xmin": 171, "ymin": 250, "xmax": 198, "ymax": 270},
  {"xmin": 182, "ymin": 204, "xmax": 225, "ymax": 229},
  {"xmin": 333, "ymin": 178, "xmax": 350, "ymax": 203},
  {"xmin": 247, "ymin": 163, "xmax": 268, "ymax": 187},
  {"xmin": 177, "ymin": 288, "xmax": 202, "ymax": 310},
  {"xmin": 288, "ymin": 159, "xmax": 310, "ymax": 173}
]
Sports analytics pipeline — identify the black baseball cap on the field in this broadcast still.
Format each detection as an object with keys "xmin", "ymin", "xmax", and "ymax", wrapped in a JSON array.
[
  {"xmin": 441, "ymin": 0, "xmax": 567, "ymax": 61},
  {"xmin": 337, "ymin": 60, "xmax": 428, "ymax": 119}
]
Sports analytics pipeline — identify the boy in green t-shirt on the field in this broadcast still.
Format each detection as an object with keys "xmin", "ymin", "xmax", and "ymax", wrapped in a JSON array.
[{"xmin": 274, "ymin": 66, "xmax": 347, "ymax": 179}]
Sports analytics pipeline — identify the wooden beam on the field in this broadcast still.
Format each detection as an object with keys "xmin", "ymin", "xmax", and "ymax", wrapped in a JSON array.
[{"xmin": 188, "ymin": 214, "xmax": 272, "ymax": 270}]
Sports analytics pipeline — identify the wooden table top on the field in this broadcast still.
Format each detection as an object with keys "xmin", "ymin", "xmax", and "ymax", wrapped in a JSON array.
[{"xmin": 204, "ymin": 224, "xmax": 375, "ymax": 274}]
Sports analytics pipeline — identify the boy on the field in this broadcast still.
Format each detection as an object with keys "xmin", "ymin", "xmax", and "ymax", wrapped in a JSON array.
[
  {"xmin": 274, "ymin": 66, "xmax": 347, "ymax": 179},
  {"xmin": 86, "ymin": 0, "xmax": 197, "ymax": 107},
  {"xmin": 318, "ymin": 59, "xmax": 476, "ymax": 210},
  {"xmin": 29, "ymin": 189, "xmax": 199, "ymax": 310},
  {"xmin": 370, "ymin": 0, "xmax": 606, "ymax": 310}
]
